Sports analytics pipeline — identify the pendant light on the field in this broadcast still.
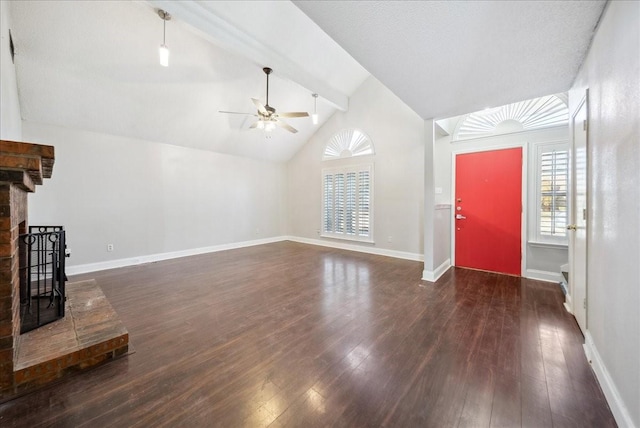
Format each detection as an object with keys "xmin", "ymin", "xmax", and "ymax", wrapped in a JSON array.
[
  {"xmin": 311, "ymin": 93, "xmax": 319, "ymax": 125},
  {"xmin": 158, "ymin": 9, "xmax": 171, "ymax": 67}
]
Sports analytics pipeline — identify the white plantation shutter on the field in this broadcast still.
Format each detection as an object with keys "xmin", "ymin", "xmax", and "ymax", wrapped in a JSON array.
[
  {"xmin": 538, "ymin": 148, "xmax": 568, "ymax": 240},
  {"xmin": 323, "ymin": 174, "xmax": 333, "ymax": 233},
  {"xmin": 322, "ymin": 164, "xmax": 373, "ymax": 242},
  {"xmin": 334, "ymin": 173, "xmax": 344, "ymax": 233},
  {"xmin": 358, "ymin": 170, "xmax": 370, "ymax": 235},
  {"xmin": 346, "ymin": 172, "xmax": 357, "ymax": 235}
]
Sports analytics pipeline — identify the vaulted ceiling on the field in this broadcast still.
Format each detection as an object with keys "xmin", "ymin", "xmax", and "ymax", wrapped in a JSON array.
[
  {"xmin": 9, "ymin": 1, "xmax": 606, "ymax": 162},
  {"xmin": 9, "ymin": 1, "xmax": 368, "ymax": 162},
  {"xmin": 295, "ymin": 0, "xmax": 606, "ymax": 120}
]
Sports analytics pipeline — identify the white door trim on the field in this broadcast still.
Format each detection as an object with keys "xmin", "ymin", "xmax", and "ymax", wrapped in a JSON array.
[{"xmin": 569, "ymin": 91, "xmax": 589, "ymax": 331}]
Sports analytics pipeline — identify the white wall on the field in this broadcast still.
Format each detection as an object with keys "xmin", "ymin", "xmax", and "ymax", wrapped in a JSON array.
[
  {"xmin": 570, "ymin": 1, "xmax": 640, "ymax": 426},
  {"xmin": 423, "ymin": 120, "xmax": 451, "ymax": 281},
  {"xmin": 287, "ymin": 76, "xmax": 425, "ymax": 258},
  {"xmin": 24, "ymin": 122, "xmax": 287, "ymax": 270},
  {"xmin": 434, "ymin": 125, "xmax": 570, "ymax": 281},
  {"xmin": 0, "ymin": 0, "xmax": 22, "ymax": 140},
  {"xmin": 432, "ymin": 204, "xmax": 451, "ymax": 271}
]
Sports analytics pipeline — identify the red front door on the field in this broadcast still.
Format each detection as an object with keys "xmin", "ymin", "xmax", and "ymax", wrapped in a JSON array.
[{"xmin": 454, "ymin": 147, "xmax": 522, "ymax": 276}]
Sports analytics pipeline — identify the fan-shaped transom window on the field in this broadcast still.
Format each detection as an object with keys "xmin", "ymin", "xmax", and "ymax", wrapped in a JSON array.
[
  {"xmin": 455, "ymin": 95, "xmax": 568, "ymax": 141},
  {"xmin": 323, "ymin": 129, "xmax": 374, "ymax": 160}
]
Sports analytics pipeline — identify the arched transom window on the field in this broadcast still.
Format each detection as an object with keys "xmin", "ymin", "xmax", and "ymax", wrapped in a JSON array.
[
  {"xmin": 454, "ymin": 94, "xmax": 568, "ymax": 140},
  {"xmin": 323, "ymin": 129, "xmax": 374, "ymax": 160}
]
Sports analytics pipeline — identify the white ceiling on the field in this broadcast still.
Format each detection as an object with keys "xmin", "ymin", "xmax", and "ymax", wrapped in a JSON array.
[
  {"xmin": 294, "ymin": 0, "xmax": 607, "ymax": 120},
  {"xmin": 9, "ymin": 1, "xmax": 368, "ymax": 162},
  {"xmin": 9, "ymin": 1, "xmax": 606, "ymax": 162}
]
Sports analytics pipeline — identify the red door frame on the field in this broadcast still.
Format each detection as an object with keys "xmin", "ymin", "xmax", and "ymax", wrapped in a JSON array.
[{"xmin": 451, "ymin": 144, "xmax": 526, "ymax": 276}]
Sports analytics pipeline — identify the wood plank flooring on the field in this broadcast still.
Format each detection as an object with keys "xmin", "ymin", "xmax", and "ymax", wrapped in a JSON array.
[{"xmin": 0, "ymin": 241, "xmax": 616, "ymax": 427}]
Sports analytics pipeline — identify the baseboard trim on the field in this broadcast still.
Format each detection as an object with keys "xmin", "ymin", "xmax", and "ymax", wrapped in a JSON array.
[
  {"xmin": 422, "ymin": 259, "xmax": 451, "ymax": 282},
  {"xmin": 584, "ymin": 331, "xmax": 636, "ymax": 428},
  {"xmin": 562, "ymin": 294, "xmax": 573, "ymax": 315},
  {"xmin": 524, "ymin": 269, "xmax": 563, "ymax": 283},
  {"xmin": 285, "ymin": 236, "xmax": 424, "ymax": 262},
  {"xmin": 66, "ymin": 236, "xmax": 289, "ymax": 275},
  {"xmin": 564, "ymin": 293, "xmax": 573, "ymax": 314},
  {"xmin": 67, "ymin": 236, "xmax": 425, "ymax": 276}
]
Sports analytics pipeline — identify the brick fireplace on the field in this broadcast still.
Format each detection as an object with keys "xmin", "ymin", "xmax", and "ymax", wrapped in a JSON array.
[
  {"xmin": 0, "ymin": 140, "xmax": 51, "ymax": 398},
  {"xmin": 0, "ymin": 140, "xmax": 128, "ymax": 401}
]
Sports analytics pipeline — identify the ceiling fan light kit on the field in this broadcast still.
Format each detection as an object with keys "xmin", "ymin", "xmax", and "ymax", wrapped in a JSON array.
[
  {"xmin": 157, "ymin": 9, "xmax": 171, "ymax": 67},
  {"xmin": 220, "ymin": 67, "xmax": 310, "ymax": 134}
]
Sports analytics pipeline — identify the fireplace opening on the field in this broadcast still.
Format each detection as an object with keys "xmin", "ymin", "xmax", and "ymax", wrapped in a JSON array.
[{"xmin": 19, "ymin": 226, "xmax": 68, "ymax": 334}]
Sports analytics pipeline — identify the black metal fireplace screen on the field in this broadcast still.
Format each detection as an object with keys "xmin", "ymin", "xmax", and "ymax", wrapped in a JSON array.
[{"xmin": 19, "ymin": 226, "xmax": 67, "ymax": 334}]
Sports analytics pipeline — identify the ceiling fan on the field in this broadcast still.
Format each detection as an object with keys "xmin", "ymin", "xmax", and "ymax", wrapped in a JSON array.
[{"xmin": 219, "ymin": 67, "xmax": 309, "ymax": 134}]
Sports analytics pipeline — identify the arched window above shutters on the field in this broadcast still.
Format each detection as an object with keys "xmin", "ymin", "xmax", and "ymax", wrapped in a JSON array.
[
  {"xmin": 454, "ymin": 94, "xmax": 568, "ymax": 141},
  {"xmin": 323, "ymin": 129, "xmax": 374, "ymax": 160}
]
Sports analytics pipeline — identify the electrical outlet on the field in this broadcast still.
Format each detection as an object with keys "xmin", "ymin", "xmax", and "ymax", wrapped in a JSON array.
[
  {"xmin": 107, "ymin": 244, "xmax": 114, "ymax": 252},
  {"xmin": 387, "ymin": 236, "xmax": 393, "ymax": 243}
]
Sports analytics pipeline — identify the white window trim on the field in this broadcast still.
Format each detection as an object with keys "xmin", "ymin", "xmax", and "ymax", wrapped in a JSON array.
[
  {"xmin": 533, "ymin": 141, "xmax": 569, "ymax": 244},
  {"xmin": 321, "ymin": 163, "xmax": 374, "ymax": 244}
]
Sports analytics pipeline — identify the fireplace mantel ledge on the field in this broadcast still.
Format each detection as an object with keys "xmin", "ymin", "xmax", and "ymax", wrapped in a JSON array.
[{"xmin": 0, "ymin": 140, "xmax": 55, "ymax": 188}]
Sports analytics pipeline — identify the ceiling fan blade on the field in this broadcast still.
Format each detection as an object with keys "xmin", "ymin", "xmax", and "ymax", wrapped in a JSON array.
[
  {"xmin": 249, "ymin": 121, "xmax": 260, "ymax": 129},
  {"xmin": 219, "ymin": 111, "xmax": 257, "ymax": 116},
  {"xmin": 251, "ymin": 98, "xmax": 268, "ymax": 115},
  {"xmin": 278, "ymin": 112, "xmax": 310, "ymax": 118},
  {"xmin": 275, "ymin": 119, "xmax": 298, "ymax": 133}
]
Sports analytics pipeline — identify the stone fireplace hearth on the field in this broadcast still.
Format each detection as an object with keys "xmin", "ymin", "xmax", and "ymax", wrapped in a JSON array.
[{"xmin": 1, "ymin": 140, "xmax": 128, "ymax": 401}]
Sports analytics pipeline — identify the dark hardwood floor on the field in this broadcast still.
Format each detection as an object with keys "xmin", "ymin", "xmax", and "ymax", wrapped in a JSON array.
[{"xmin": 0, "ymin": 241, "xmax": 616, "ymax": 427}]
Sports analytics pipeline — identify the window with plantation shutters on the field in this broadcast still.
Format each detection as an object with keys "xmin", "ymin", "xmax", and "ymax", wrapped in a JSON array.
[
  {"xmin": 322, "ymin": 164, "xmax": 373, "ymax": 242},
  {"xmin": 537, "ymin": 145, "xmax": 568, "ymax": 241}
]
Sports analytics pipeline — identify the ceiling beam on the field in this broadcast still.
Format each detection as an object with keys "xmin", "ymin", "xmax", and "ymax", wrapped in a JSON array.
[{"xmin": 146, "ymin": 0, "xmax": 349, "ymax": 111}]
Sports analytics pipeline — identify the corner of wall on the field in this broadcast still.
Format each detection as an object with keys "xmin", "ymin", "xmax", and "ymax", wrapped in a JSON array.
[
  {"xmin": 584, "ymin": 332, "xmax": 638, "ymax": 428},
  {"xmin": 0, "ymin": 1, "xmax": 23, "ymax": 141},
  {"xmin": 422, "ymin": 258, "xmax": 450, "ymax": 283}
]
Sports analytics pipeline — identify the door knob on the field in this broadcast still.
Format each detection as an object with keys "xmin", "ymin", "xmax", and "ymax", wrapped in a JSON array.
[
  {"xmin": 567, "ymin": 224, "xmax": 577, "ymax": 231},
  {"xmin": 456, "ymin": 214, "xmax": 466, "ymax": 220}
]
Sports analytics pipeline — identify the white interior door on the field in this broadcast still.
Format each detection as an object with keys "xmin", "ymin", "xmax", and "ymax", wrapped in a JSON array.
[{"xmin": 569, "ymin": 94, "xmax": 588, "ymax": 332}]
